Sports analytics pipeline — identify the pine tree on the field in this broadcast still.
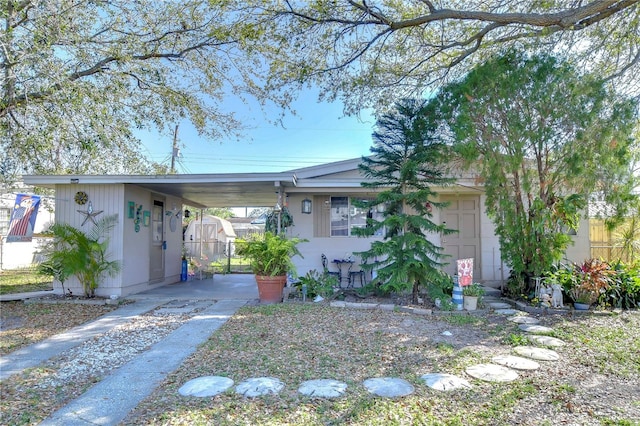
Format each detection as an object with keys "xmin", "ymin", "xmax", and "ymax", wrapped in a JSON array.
[{"xmin": 355, "ymin": 99, "xmax": 455, "ymax": 304}]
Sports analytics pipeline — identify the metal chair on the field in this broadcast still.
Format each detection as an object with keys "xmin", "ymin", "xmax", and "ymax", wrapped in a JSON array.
[
  {"xmin": 348, "ymin": 259, "xmax": 366, "ymax": 288},
  {"xmin": 321, "ymin": 253, "xmax": 341, "ymax": 283}
]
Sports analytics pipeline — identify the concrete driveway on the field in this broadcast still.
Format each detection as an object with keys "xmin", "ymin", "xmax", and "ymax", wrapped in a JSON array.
[{"xmin": 128, "ymin": 273, "xmax": 259, "ymax": 301}]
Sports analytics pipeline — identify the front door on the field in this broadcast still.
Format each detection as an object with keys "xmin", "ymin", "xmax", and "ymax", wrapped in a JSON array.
[
  {"xmin": 441, "ymin": 196, "xmax": 481, "ymax": 281},
  {"xmin": 149, "ymin": 198, "xmax": 165, "ymax": 283}
]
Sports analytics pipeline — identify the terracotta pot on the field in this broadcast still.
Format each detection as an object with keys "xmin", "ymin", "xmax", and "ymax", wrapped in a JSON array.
[{"xmin": 255, "ymin": 275, "xmax": 287, "ymax": 304}]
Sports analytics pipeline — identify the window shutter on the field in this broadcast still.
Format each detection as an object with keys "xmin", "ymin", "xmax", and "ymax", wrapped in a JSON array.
[{"xmin": 313, "ymin": 195, "xmax": 330, "ymax": 237}]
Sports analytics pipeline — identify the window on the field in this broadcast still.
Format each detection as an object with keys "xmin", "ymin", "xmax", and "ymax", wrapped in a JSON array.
[
  {"xmin": 330, "ymin": 197, "xmax": 383, "ymax": 237},
  {"xmin": 0, "ymin": 208, "xmax": 10, "ymax": 236}
]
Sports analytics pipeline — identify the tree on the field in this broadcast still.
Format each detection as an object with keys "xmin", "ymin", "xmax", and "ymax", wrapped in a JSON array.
[
  {"xmin": 41, "ymin": 214, "xmax": 121, "ymax": 297},
  {"xmin": 0, "ymin": 1, "xmax": 271, "ymax": 184},
  {"xmin": 355, "ymin": 99, "xmax": 455, "ymax": 304},
  {"xmin": 235, "ymin": 1, "xmax": 639, "ymax": 114},
  {"xmin": 435, "ymin": 51, "xmax": 638, "ymax": 296}
]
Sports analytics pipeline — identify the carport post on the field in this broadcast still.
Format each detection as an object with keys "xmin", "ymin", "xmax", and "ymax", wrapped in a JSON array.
[{"xmin": 199, "ymin": 209, "xmax": 204, "ymax": 260}]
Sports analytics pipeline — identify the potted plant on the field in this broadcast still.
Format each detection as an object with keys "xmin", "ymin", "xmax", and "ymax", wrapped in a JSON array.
[
  {"xmin": 236, "ymin": 232, "xmax": 306, "ymax": 303},
  {"xmin": 462, "ymin": 283, "xmax": 485, "ymax": 311},
  {"xmin": 567, "ymin": 259, "xmax": 613, "ymax": 310}
]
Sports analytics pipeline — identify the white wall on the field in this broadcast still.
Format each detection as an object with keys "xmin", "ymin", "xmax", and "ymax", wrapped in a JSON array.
[
  {"xmin": 47, "ymin": 184, "xmax": 185, "ymax": 297},
  {"xmin": 563, "ymin": 215, "xmax": 591, "ymax": 264},
  {"xmin": 52, "ymin": 184, "xmax": 125, "ymax": 296},
  {"xmin": 119, "ymin": 188, "xmax": 183, "ymax": 296}
]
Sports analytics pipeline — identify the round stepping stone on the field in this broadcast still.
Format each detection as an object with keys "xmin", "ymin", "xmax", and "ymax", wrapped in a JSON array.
[
  {"xmin": 489, "ymin": 302, "xmax": 512, "ymax": 309},
  {"xmin": 420, "ymin": 373, "xmax": 472, "ymax": 391},
  {"xmin": 513, "ymin": 346, "xmax": 560, "ymax": 361},
  {"xmin": 178, "ymin": 376, "xmax": 234, "ymax": 397},
  {"xmin": 363, "ymin": 377, "xmax": 415, "ymax": 397},
  {"xmin": 465, "ymin": 364, "xmax": 519, "ymax": 383},
  {"xmin": 527, "ymin": 335, "xmax": 566, "ymax": 347},
  {"xmin": 235, "ymin": 377, "xmax": 284, "ymax": 397},
  {"xmin": 494, "ymin": 308, "xmax": 518, "ymax": 315},
  {"xmin": 518, "ymin": 324, "xmax": 554, "ymax": 334},
  {"xmin": 491, "ymin": 355, "xmax": 540, "ymax": 371},
  {"xmin": 508, "ymin": 316, "xmax": 540, "ymax": 324},
  {"xmin": 298, "ymin": 379, "xmax": 347, "ymax": 398}
]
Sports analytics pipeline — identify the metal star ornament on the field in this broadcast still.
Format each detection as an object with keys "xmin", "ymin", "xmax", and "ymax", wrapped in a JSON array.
[{"xmin": 77, "ymin": 201, "xmax": 103, "ymax": 226}]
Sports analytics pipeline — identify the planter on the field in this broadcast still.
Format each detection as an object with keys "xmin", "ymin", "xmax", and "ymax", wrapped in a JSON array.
[
  {"xmin": 463, "ymin": 296, "xmax": 478, "ymax": 311},
  {"xmin": 255, "ymin": 275, "xmax": 287, "ymax": 304},
  {"xmin": 573, "ymin": 302, "xmax": 590, "ymax": 311}
]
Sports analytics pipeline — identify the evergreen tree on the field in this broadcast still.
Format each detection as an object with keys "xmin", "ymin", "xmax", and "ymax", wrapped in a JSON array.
[{"xmin": 355, "ymin": 99, "xmax": 455, "ymax": 303}]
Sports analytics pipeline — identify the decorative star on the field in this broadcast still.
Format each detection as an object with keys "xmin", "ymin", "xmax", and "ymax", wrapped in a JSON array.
[{"xmin": 77, "ymin": 201, "xmax": 103, "ymax": 226}]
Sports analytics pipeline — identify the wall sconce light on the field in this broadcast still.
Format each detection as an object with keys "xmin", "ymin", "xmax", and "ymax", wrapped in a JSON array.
[
  {"xmin": 184, "ymin": 209, "xmax": 191, "ymax": 218},
  {"xmin": 301, "ymin": 198, "xmax": 312, "ymax": 214}
]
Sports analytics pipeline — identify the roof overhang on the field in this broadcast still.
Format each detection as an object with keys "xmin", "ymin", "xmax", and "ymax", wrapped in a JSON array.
[{"xmin": 23, "ymin": 173, "xmax": 298, "ymax": 208}]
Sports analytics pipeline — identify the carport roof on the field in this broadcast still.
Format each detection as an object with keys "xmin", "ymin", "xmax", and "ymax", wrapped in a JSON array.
[
  {"xmin": 22, "ymin": 158, "xmax": 373, "ymax": 208},
  {"xmin": 22, "ymin": 172, "xmax": 299, "ymax": 208}
]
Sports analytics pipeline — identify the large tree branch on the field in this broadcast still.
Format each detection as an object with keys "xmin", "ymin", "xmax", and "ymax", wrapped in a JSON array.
[{"xmin": 0, "ymin": 37, "xmax": 234, "ymax": 117}]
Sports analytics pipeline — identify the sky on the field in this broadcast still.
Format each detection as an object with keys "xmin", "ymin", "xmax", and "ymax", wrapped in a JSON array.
[{"xmin": 139, "ymin": 89, "xmax": 377, "ymax": 174}]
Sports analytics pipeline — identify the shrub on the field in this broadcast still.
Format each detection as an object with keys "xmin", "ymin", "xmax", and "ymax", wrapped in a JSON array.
[
  {"xmin": 601, "ymin": 261, "xmax": 640, "ymax": 309},
  {"xmin": 546, "ymin": 259, "xmax": 640, "ymax": 309},
  {"xmin": 296, "ymin": 269, "xmax": 338, "ymax": 299}
]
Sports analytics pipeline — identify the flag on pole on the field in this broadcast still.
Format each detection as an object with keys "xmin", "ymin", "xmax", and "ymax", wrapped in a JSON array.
[{"xmin": 7, "ymin": 194, "xmax": 41, "ymax": 242}]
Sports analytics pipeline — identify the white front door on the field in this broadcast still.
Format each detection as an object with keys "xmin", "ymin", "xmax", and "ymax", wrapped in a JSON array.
[
  {"xmin": 149, "ymin": 198, "xmax": 165, "ymax": 283},
  {"xmin": 441, "ymin": 196, "xmax": 481, "ymax": 281}
]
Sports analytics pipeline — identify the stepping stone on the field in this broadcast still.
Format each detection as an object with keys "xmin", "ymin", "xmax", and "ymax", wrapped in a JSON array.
[
  {"xmin": 235, "ymin": 377, "xmax": 284, "ymax": 397},
  {"xmin": 178, "ymin": 376, "xmax": 234, "ymax": 397},
  {"xmin": 494, "ymin": 308, "xmax": 519, "ymax": 315},
  {"xmin": 513, "ymin": 346, "xmax": 560, "ymax": 361},
  {"xmin": 508, "ymin": 316, "xmax": 540, "ymax": 324},
  {"xmin": 491, "ymin": 355, "xmax": 540, "ymax": 371},
  {"xmin": 527, "ymin": 335, "xmax": 566, "ymax": 347},
  {"xmin": 298, "ymin": 379, "xmax": 347, "ymax": 398},
  {"xmin": 518, "ymin": 324, "xmax": 554, "ymax": 334},
  {"xmin": 363, "ymin": 377, "xmax": 415, "ymax": 397},
  {"xmin": 489, "ymin": 302, "xmax": 512, "ymax": 309},
  {"xmin": 465, "ymin": 364, "xmax": 519, "ymax": 383},
  {"xmin": 420, "ymin": 373, "xmax": 472, "ymax": 391}
]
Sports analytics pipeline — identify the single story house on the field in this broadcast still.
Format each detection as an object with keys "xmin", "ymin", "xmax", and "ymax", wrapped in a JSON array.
[{"xmin": 23, "ymin": 158, "xmax": 590, "ymax": 297}]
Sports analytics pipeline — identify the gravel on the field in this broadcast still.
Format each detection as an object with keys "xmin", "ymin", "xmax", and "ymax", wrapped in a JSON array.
[{"xmin": 0, "ymin": 300, "xmax": 209, "ymax": 425}]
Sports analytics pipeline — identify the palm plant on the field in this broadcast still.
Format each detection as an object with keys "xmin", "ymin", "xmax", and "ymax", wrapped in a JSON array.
[{"xmin": 42, "ymin": 215, "xmax": 121, "ymax": 297}]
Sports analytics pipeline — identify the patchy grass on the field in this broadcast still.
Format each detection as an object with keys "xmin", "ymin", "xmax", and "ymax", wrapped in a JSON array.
[
  {"xmin": 121, "ymin": 305, "xmax": 640, "ymax": 426},
  {"xmin": 2, "ymin": 301, "xmax": 639, "ymax": 425},
  {"xmin": 0, "ymin": 301, "xmax": 116, "ymax": 355},
  {"xmin": 0, "ymin": 268, "xmax": 52, "ymax": 295}
]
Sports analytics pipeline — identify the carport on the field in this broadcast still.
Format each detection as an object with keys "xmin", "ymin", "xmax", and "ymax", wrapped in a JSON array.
[{"xmin": 22, "ymin": 171, "xmax": 301, "ymax": 298}]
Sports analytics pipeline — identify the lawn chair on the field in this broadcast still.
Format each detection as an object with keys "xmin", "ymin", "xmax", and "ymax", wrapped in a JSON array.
[{"xmin": 348, "ymin": 258, "xmax": 366, "ymax": 288}]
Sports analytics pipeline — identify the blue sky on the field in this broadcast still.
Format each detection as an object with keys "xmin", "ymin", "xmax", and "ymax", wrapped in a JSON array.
[{"xmin": 139, "ymin": 89, "xmax": 377, "ymax": 174}]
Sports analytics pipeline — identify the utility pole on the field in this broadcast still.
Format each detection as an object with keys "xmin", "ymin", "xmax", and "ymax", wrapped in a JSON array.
[{"xmin": 170, "ymin": 124, "xmax": 179, "ymax": 173}]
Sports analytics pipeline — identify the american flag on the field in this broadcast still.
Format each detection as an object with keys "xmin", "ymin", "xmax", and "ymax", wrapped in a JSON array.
[{"xmin": 7, "ymin": 194, "xmax": 40, "ymax": 242}]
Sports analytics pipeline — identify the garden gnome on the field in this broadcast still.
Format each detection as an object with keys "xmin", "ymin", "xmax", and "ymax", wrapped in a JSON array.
[{"xmin": 551, "ymin": 284, "xmax": 564, "ymax": 308}]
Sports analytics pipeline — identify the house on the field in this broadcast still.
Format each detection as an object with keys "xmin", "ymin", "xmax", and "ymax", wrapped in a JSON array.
[{"xmin": 22, "ymin": 158, "xmax": 590, "ymax": 297}]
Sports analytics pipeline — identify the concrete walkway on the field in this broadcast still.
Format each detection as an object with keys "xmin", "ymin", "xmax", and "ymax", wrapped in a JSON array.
[
  {"xmin": 1, "ymin": 274, "xmax": 257, "ymax": 425},
  {"xmin": 40, "ymin": 299, "xmax": 247, "ymax": 426}
]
